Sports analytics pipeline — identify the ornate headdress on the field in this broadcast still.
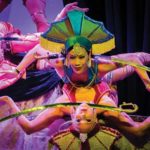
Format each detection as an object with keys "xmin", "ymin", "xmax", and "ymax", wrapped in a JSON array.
[{"xmin": 40, "ymin": 10, "xmax": 115, "ymax": 55}]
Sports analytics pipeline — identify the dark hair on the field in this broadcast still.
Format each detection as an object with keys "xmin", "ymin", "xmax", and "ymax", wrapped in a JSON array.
[{"xmin": 65, "ymin": 36, "xmax": 92, "ymax": 55}]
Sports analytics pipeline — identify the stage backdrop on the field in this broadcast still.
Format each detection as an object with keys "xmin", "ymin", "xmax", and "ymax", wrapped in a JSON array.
[{"xmin": 0, "ymin": 0, "xmax": 63, "ymax": 34}]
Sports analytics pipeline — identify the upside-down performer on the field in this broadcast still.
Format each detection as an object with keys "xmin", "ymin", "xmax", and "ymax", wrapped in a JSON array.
[
  {"xmin": 48, "ymin": 103, "xmax": 136, "ymax": 150},
  {"xmin": 1, "ymin": 101, "xmax": 138, "ymax": 149},
  {"xmin": 0, "ymin": 10, "xmax": 150, "ymax": 149}
]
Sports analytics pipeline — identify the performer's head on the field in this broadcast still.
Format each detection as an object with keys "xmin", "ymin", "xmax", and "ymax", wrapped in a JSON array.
[
  {"xmin": 40, "ymin": 10, "xmax": 115, "ymax": 64},
  {"xmin": 71, "ymin": 103, "xmax": 97, "ymax": 133},
  {"xmin": 64, "ymin": 36, "xmax": 92, "ymax": 74}
]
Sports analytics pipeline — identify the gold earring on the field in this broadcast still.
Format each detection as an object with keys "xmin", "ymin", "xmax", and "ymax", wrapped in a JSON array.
[
  {"xmin": 87, "ymin": 51, "xmax": 92, "ymax": 67},
  {"xmin": 88, "ymin": 60, "xmax": 91, "ymax": 67},
  {"xmin": 87, "ymin": 56, "xmax": 91, "ymax": 67},
  {"xmin": 65, "ymin": 58, "xmax": 70, "ymax": 67}
]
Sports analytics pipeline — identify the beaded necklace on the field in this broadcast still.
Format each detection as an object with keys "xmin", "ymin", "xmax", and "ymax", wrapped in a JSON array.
[{"xmin": 65, "ymin": 66, "xmax": 97, "ymax": 89}]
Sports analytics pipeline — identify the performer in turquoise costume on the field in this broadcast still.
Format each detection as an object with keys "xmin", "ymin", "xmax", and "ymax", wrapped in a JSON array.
[
  {"xmin": 0, "ymin": 3, "xmax": 88, "ymax": 101},
  {"xmin": 1, "ymin": 3, "xmax": 150, "ymax": 103},
  {"xmin": 0, "ymin": 10, "xmax": 150, "ymax": 148}
]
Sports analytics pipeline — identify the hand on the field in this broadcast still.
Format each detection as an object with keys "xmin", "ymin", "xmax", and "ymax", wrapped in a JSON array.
[
  {"xmin": 0, "ymin": 68, "xmax": 26, "ymax": 79},
  {"xmin": 145, "ymin": 83, "xmax": 150, "ymax": 92},
  {"xmin": 0, "ymin": 96, "xmax": 14, "ymax": 106},
  {"xmin": 0, "ymin": 96, "xmax": 20, "ymax": 115},
  {"xmin": 142, "ymin": 79, "xmax": 150, "ymax": 92},
  {"xmin": 55, "ymin": 2, "xmax": 89, "ymax": 21}
]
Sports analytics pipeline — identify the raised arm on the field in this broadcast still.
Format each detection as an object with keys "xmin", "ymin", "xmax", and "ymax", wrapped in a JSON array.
[
  {"xmin": 0, "ymin": 96, "xmax": 64, "ymax": 134},
  {"xmin": 15, "ymin": 44, "xmax": 65, "ymax": 76},
  {"xmin": 94, "ymin": 56, "xmax": 118, "ymax": 77},
  {"xmin": 15, "ymin": 44, "xmax": 46, "ymax": 72},
  {"xmin": 54, "ymin": 2, "xmax": 89, "ymax": 22}
]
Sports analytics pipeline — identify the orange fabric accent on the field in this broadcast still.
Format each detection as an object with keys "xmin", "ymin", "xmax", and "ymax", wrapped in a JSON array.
[{"xmin": 63, "ymin": 82, "xmax": 111, "ymax": 103}]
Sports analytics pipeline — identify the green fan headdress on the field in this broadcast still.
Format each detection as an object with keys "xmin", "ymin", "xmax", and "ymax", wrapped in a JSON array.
[{"xmin": 40, "ymin": 10, "xmax": 115, "ymax": 55}]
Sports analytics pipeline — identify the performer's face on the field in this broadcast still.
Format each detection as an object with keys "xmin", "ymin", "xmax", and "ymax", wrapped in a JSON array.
[
  {"xmin": 72, "ymin": 103, "xmax": 97, "ymax": 133},
  {"xmin": 66, "ymin": 47, "xmax": 89, "ymax": 74}
]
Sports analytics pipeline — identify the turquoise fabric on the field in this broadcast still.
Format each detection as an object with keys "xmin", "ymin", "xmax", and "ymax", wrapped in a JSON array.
[
  {"xmin": 65, "ymin": 36, "xmax": 92, "ymax": 53},
  {"xmin": 67, "ymin": 10, "xmax": 83, "ymax": 36}
]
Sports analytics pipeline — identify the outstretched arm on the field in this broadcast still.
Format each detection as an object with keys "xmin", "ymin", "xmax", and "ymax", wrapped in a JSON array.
[
  {"xmin": 102, "ymin": 65, "xmax": 134, "ymax": 84},
  {"xmin": 0, "ymin": 96, "xmax": 64, "ymax": 134},
  {"xmin": 15, "ymin": 44, "xmax": 64, "ymax": 74},
  {"xmin": 95, "ymin": 56, "xmax": 118, "ymax": 77},
  {"xmin": 97, "ymin": 93, "xmax": 150, "ymax": 147},
  {"xmin": 111, "ymin": 52, "xmax": 150, "ymax": 92},
  {"xmin": 15, "ymin": 44, "xmax": 44, "ymax": 72},
  {"xmin": 96, "ymin": 52, "xmax": 150, "ymax": 92}
]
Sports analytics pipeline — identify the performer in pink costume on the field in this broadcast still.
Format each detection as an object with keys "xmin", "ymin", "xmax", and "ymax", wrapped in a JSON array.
[
  {"xmin": 0, "ymin": 21, "xmax": 40, "ymax": 89},
  {"xmin": 0, "ymin": 22, "xmax": 40, "ymax": 53},
  {"xmin": 1, "ymin": 34, "xmax": 150, "ymax": 104}
]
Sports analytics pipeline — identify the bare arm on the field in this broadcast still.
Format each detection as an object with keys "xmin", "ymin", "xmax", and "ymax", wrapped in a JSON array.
[
  {"xmin": 94, "ymin": 56, "xmax": 118, "ymax": 77},
  {"xmin": 10, "ymin": 33, "xmax": 40, "ymax": 53},
  {"xmin": 111, "ymin": 53, "xmax": 150, "ymax": 91},
  {"xmin": 96, "ymin": 53, "xmax": 150, "ymax": 91},
  {"xmin": 102, "ymin": 65, "xmax": 134, "ymax": 84},
  {"xmin": 16, "ymin": 44, "xmax": 45, "ymax": 72},
  {"xmin": 0, "ymin": 96, "xmax": 64, "ymax": 134},
  {"xmin": 97, "ymin": 93, "xmax": 150, "ymax": 146},
  {"xmin": 16, "ymin": 44, "xmax": 63, "ymax": 71},
  {"xmin": 54, "ymin": 2, "xmax": 89, "ymax": 22}
]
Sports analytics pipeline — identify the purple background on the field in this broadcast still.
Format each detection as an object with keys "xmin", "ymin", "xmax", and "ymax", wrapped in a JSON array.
[{"xmin": 0, "ymin": 0, "xmax": 63, "ymax": 34}]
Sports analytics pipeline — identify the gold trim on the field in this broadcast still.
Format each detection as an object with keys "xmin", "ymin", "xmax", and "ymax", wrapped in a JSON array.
[
  {"xmin": 40, "ymin": 36, "xmax": 64, "ymax": 53},
  {"xmin": 92, "ymin": 38, "xmax": 115, "ymax": 55},
  {"xmin": 40, "ymin": 36, "xmax": 115, "ymax": 55}
]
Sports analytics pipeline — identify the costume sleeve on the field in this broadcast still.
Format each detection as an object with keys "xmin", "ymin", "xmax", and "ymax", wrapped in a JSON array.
[
  {"xmin": 10, "ymin": 34, "xmax": 39, "ymax": 53},
  {"xmin": 112, "ymin": 136, "xmax": 135, "ymax": 150}
]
